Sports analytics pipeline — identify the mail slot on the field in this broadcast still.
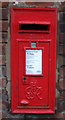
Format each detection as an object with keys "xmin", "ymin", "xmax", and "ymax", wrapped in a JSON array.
[{"xmin": 11, "ymin": 8, "xmax": 57, "ymax": 113}]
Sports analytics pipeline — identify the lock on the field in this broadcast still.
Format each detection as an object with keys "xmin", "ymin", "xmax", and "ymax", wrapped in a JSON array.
[{"xmin": 23, "ymin": 77, "xmax": 26, "ymax": 82}]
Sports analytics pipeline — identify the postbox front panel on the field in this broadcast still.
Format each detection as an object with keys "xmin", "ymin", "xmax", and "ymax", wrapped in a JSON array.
[
  {"xmin": 11, "ymin": 8, "xmax": 57, "ymax": 113},
  {"xmin": 18, "ymin": 42, "xmax": 49, "ymax": 107}
]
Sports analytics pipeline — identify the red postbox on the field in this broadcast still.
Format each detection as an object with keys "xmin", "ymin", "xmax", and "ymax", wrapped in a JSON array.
[{"xmin": 11, "ymin": 8, "xmax": 57, "ymax": 113}]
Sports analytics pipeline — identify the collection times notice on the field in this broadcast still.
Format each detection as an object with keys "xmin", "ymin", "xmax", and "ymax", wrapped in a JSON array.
[{"xmin": 26, "ymin": 49, "xmax": 42, "ymax": 75}]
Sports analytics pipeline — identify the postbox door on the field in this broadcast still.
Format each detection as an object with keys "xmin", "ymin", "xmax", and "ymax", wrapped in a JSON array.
[{"xmin": 18, "ymin": 41, "xmax": 50, "ymax": 107}]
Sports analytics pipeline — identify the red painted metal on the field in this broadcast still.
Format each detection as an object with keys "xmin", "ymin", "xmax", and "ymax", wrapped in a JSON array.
[{"xmin": 11, "ymin": 8, "xmax": 57, "ymax": 113}]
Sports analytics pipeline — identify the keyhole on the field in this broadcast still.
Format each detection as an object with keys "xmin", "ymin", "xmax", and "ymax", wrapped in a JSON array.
[{"xmin": 23, "ymin": 77, "xmax": 26, "ymax": 82}]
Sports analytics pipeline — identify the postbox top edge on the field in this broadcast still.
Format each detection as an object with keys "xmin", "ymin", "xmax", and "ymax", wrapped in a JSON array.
[
  {"xmin": 18, "ymin": 21, "xmax": 51, "ymax": 25},
  {"xmin": 11, "ymin": 7, "xmax": 57, "ymax": 12}
]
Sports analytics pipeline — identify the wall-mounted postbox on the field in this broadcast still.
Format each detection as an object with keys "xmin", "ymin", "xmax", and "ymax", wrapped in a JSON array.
[{"xmin": 11, "ymin": 8, "xmax": 57, "ymax": 113}]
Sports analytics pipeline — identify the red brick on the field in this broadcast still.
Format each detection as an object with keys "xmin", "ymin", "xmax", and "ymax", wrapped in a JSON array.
[
  {"xmin": 57, "ymin": 95, "xmax": 64, "ymax": 100},
  {"xmin": 2, "ymin": 101, "xmax": 9, "ymax": 111},
  {"xmin": 0, "ymin": 32, "xmax": 8, "ymax": 43},
  {"xmin": 59, "ymin": 2, "xmax": 65, "ymax": 12},
  {"xmin": 0, "ymin": 8, "xmax": 2, "ymax": 20},
  {"xmin": 0, "ymin": 32, "xmax": 2, "ymax": 42},
  {"xmin": 62, "ymin": 91, "xmax": 65, "ymax": 100},
  {"xmin": 26, "ymin": 2, "xmax": 54, "ymax": 8},
  {"xmin": 0, "ymin": 21, "xmax": 8, "ymax": 32},
  {"xmin": 58, "ymin": 45, "xmax": 63, "ymax": 55},
  {"xmin": 59, "ymin": 33, "xmax": 65, "ymax": 44},
  {"xmin": 60, "ymin": 23, "xmax": 65, "ymax": 33},
  {"xmin": 59, "ymin": 66, "xmax": 65, "ymax": 75},
  {"xmin": 58, "ymin": 77, "xmax": 65, "ymax": 90},
  {"xmin": 0, "ymin": 44, "xmax": 6, "ymax": 55},
  {"xmin": 2, "ymin": 101, "xmax": 9, "ymax": 108},
  {"xmin": 0, "ymin": 21, "xmax": 2, "ymax": 31},
  {"xmin": 58, "ymin": 72, "xmax": 65, "ymax": 90},
  {"xmin": 0, "ymin": 77, "xmax": 7, "ymax": 88},
  {"xmin": 58, "ymin": 44, "xmax": 65, "ymax": 55},
  {"xmin": 0, "ymin": 55, "xmax": 6, "ymax": 65},
  {"xmin": 59, "ymin": 12, "xmax": 65, "ymax": 23},
  {"xmin": 0, "ymin": 2, "xmax": 9, "ymax": 8},
  {"xmin": 2, "ymin": 44, "xmax": 6, "ymax": 55},
  {"xmin": 0, "ymin": 88, "xmax": 7, "ymax": 94},
  {"xmin": 0, "ymin": 2, "xmax": 2, "ymax": 7},
  {"xmin": 63, "ymin": 112, "xmax": 65, "ymax": 118},
  {"xmin": 2, "ymin": 8, "xmax": 8, "ymax": 20},
  {"xmin": 59, "ymin": 74, "xmax": 65, "ymax": 78},
  {"xmin": 0, "ymin": 44, "xmax": 2, "ymax": 54},
  {"xmin": 0, "ymin": 8, "xmax": 8, "ymax": 20},
  {"xmin": 57, "ymin": 100, "xmax": 65, "ymax": 112},
  {"xmin": 0, "ymin": 88, "xmax": 6, "ymax": 95}
]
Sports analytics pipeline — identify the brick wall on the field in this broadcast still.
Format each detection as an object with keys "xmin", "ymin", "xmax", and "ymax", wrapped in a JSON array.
[
  {"xmin": 0, "ymin": 2, "xmax": 9, "ymax": 119},
  {"xmin": 57, "ymin": 1, "xmax": 65, "ymax": 117},
  {"xmin": 0, "ymin": 1, "xmax": 65, "ymax": 120}
]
